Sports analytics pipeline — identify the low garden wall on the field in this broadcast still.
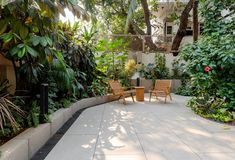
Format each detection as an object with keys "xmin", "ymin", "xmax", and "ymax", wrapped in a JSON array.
[
  {"xmin": 132, "ymin": 78, "xmax": 181, "ymax": 92},
  {"xmin": 0, "ymin": 95, "xmax": 118, "ymax": 160}
]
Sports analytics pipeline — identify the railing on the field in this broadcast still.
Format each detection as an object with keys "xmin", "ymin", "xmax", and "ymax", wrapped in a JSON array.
[{"xmin": 97, "ymin": 34, "xmax": 173, "ymax": 52}]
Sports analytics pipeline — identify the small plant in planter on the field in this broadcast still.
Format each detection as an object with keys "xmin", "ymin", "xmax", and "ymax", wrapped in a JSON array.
[
  {"xmin": 138, "ymin": 53, "xmax": 170, "ymax": 80},
  {"xmin": 121, "ymin": 59, "xmax": 137, "ymax": 87}
]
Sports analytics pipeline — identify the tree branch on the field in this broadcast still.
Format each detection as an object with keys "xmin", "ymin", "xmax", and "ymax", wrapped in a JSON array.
[
  {"xmin": 140, "ymin": 0, "xmax": 151, "ymax": 35},
  {"xmin": 130, "ymin": 22, "xmax": 164, "ymax": 51},
  {"xmin": 171, "ymin": 0, "xmax": 194, "ymax": 54}
]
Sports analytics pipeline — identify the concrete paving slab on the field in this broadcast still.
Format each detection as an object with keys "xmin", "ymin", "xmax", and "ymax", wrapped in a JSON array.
[
  {"xmin": 162, "ymin": 149, "xmax": 200, "ymax": 160},
  {"xmin": 137, "ymin": 133, "xmax": 192, "ymax": 152},
  {"xmin": 44, "ymin": 135, "xmax": 97, "ymax": 160},
  {"xmin": 95, "ymin": 134, "xmax": 144, "ymax": 155},
  {"xmin": 142, "ymin": 151, "xmax": 168, "ymax": 160},
  {"xmin": 93, "ymin": 154, "xmax": 147, "ymax": 160},
  {"xmin": 100, "ymin": 119, "xmax": 135, "ymax": 135},
  {"xmin": 177, "ymin": 132, "xmax": 234, "ymax": 153},
  {"xmin": 198, "ymin": 153, "xmax": 235, "ymax": 160},
  {"xmin": 66, "ymin": 106, "xmax": 104, "ymax": 135},
  {"xmin": 44, "ymin": 94, "xmax": 235, "ymax": 160}
]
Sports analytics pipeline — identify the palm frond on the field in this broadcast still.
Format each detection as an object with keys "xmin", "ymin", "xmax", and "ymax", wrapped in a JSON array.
[
  {"xmin": 125, "ymin": 0, "xmax": 138, "ymax": 33},
  {"xmin": 0, "ymin": 0, "xmax": 16, "ymax": 7},
  {"xmin": 0, "ymin": 97, "xmax": 26, "ymax": 133},
  {"xmin": 0, "ymin": 79, "xmax": 10, "ymax": 96}
]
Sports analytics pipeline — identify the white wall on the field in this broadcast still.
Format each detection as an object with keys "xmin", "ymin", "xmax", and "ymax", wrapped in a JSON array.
[
  {"xmin": 128, "ymin": 52, "xmax": 185, "ymax": 76},
  {"xmin": 141, "ymin": 53, "xmax": 176, "ymax": 75}
]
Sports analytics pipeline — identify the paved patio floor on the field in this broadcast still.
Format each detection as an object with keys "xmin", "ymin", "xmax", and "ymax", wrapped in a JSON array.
[{"xmin": 45, "ymin": 94, "xmax": 235, "ymax": 160}]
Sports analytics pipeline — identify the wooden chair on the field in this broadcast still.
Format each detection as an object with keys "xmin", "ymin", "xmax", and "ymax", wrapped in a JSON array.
[
  {"xmin": 149, "ymin": 80, "xmax": 172, "ymax": 103},
  {"xmin": 108, "ymin": 80, "xmax": 135, "ymax": 105}
]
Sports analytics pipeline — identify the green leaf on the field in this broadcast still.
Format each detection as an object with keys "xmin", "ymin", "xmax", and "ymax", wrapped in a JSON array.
[
  {"xmin": 13, "ymin": 33, "xmax": 22, "ymax": 40},
  {"xmin": 19, "ymin": 26, "xmax": 29, "ymax": 39},
  {"xmin": 11, "ymin": 20, "xmax": 22, "ymax": 35},
  {"xmin": 18, "ymin": 47, "xmax": 26, "ymax": 58},
  {"xmin": 219, "ymin": 108, "xmax": 227, "ymax": 113},
  {"xmin": 26, "ymin": 45, "xmax": 39, "ymax": 57},
  {"xmin": 45, "ymin": 36, "xmax": 52, "ymax": 46},
  {"xmin": 232, "ymin": 112, "xmax": 235, "ymax": 119},
  {"xmin": 40, "ymin": 37, "xmax": 48, "ymax": 47},
  {"xmin": 0, "ymin": 19, "xmax": 8, "ymax": 34},
  {"xmin": 31, "ymin": 36, "xmax": 41, "ymax": 46},
  {"xmin": 10, "ymin": 46, "xmax": 20, "ymax": 56},
  {"xmin": 0, "ymin": 33, "xmax": 13, "ymax": 43},
  {"xmin": 18, "ymin": 44, "xmax": 24, "ymax": 48},
  {"xmin": 32, "ymin": 26, "xmax": 39, "ymax": 33}
]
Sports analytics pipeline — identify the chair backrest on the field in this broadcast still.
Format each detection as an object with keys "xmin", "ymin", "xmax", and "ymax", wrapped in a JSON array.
[
  {"xmin": 108, "ymin": 80, "xmax": 124, "ymax": 95},
  {"xmin": 154, "ymin": 80, "xmax": 171, "ymax": 91}
]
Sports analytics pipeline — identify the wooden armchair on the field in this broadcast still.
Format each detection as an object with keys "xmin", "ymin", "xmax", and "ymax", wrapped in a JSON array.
[
  {"xmin": 108, "ymin": 80, "xmax": 135, "ymax": 105},
  {"xmin": 149, "ymin": 80, "xmax": 172, "ymax": 103}
]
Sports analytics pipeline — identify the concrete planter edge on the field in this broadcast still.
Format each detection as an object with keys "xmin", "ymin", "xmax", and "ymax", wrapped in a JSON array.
[{"xmin": 0, "ymin": 94, "xmax": 118, "ymax": 160}]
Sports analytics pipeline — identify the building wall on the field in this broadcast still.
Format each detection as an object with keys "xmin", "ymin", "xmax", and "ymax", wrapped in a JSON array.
[
  {"xmin": 128, "ymin": 52, "xmax": 186, "ymax": 77},
  {"xmin": 152, "ymin": 1, "xmax": 200, "ymax": 48}
]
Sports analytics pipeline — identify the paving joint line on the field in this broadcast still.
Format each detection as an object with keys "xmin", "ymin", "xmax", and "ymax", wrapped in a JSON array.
[
  {"xmin": 125, "ymin": 105, "xmax": 148, "ymax": 160},
  {"xmin": 92, "ymin": 105, "xmax": 106, "ymax": 160}
]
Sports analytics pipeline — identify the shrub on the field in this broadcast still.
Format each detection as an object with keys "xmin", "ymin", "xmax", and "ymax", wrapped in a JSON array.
[
  {"xmin": 138, "ymin": 53, "xmax": 170, "ymax": 80},
  {"xmin": 180, "ymin": 0, "xmax": 235, "ymax": 123}
]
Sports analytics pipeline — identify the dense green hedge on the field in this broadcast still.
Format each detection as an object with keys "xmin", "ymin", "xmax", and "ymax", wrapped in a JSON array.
[{"xmin": 180, "ymin": 0, "xmax": 235, "ymax": 122}]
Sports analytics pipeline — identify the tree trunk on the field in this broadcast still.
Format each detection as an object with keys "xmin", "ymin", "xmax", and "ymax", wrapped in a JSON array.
[
  {"xmin": 140, "ymin": 0, "xmax": 160, "ymax": 51},
  {"xmin": 193, "ymin": 0, "xmax": 199, "ymax": 42},
  {"xmin": 140, "ymin": 0, "xmax": 151, "ymax": 35},
  {"xmin": 130, "ymin": 22, "xmax": 163, "ymax": 52},
  {"xmin": 171, "ymin": 0, "xmax": 194, "ymax": 55}
]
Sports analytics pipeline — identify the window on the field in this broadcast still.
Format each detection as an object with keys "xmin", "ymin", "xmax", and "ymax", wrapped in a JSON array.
[
  {"xmin": 166, "ymin": 26, "xmax": 173, "ymax": 35},
  {"xmin": 186, "ymin": 26, "xmax": 193, "ymax": 36}
]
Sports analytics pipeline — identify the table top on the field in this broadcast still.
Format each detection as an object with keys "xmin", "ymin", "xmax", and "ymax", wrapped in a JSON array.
[{"xmin": 135, "ymin": 86, "xmax": 145, "ymax": 89}]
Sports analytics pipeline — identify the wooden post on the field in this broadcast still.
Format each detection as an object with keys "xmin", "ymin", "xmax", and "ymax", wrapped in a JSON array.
[{"xmin": 40, "ymin": 83, "xmax": 48, "ymax": 123}]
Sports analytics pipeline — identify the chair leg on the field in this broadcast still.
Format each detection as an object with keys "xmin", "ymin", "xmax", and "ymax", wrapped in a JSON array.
[
  {"xmin": 165, "ymin": 96, "xmax": 167, "ymax": 103},
  {"xmin": 131, "ymin": 93, "xmax": 135, "ymax": 102},
  {"xmin": 155, "ymin": 94, "xmax": 160, "ymax": 101},
  {"xmin": 149, "ymin": 92, "xmax": 152, "ymax": 102},
  {"xmin": 122, "ymin": 96, "xmax": 126, "ymax": 105},
  {"xmin": 118, "ymin": 95, "xmax": 122, "ymax": 102},
  {"xmin": 169, "ymin": 93, "xmax": 172, "ymax": 101}
]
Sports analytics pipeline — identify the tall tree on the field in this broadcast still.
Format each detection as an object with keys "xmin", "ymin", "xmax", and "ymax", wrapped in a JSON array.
[
  {"xmin": 85, "ymin": 0, "xmax": 196, "ymax": 53},
  {"xmin": 140, "ymin": 0, "xmax": 158, "ymax": 51},
  {"xmin": 127, "ymin": 0, "xmax": 196, "ymax": 52}
]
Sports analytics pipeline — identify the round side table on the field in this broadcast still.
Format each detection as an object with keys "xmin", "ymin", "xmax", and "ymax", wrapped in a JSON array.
[{"xmin": 135, "ymin": 86, "xmax": 145, "ymax": 101}]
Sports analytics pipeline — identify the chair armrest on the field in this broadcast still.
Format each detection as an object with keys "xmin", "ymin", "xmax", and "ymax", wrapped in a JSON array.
[
  {"xmin": 122, "ymin": 86, "xmax": 135, "ymax": 90},
  {"xmin": 149, "ymin": 86, "xmax": 154, "ymax": 90},
  {"xmin": 166, "ymin": 87, "xmax": 171, "ymax": 93}
]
